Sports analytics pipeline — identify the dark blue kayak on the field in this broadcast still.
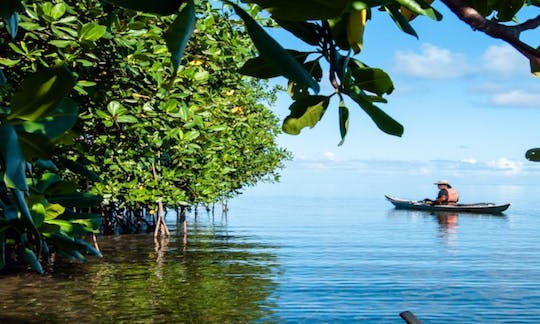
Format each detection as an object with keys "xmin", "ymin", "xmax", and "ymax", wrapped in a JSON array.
[{"xmin": 385, "ymin": 195, "xmax": 511, "ymax": 214}]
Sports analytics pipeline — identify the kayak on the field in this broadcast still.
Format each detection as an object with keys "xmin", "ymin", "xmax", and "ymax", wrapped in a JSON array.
[{"xmin": 385, "ymin": 195, "xmax": 511, "ymax": 214}]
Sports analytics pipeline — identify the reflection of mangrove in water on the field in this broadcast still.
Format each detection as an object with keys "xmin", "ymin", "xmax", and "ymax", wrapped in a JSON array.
[{"xmin": 0, "ymin": 223, "xmax": 280, "ymax": 323}]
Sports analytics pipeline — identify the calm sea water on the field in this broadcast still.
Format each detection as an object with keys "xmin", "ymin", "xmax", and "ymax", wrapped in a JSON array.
[{"xmin": 1, "ymin": 182, "xmax": 540, "ymax": 323}]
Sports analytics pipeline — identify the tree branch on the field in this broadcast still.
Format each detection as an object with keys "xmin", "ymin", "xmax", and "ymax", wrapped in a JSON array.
[{"xmin": 440, "ymin": 0, "xmax": 540, "ymax": 66}]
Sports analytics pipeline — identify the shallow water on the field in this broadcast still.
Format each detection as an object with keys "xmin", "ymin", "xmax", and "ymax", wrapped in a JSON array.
[{"xmin": 2, "ymin": 184, "xmax": 540, "ymax": 323}]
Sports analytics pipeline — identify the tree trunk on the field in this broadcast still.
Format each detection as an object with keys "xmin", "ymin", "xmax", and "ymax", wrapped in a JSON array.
[{"xmin": 153, "ymin": 198, "xmax": 170, "ymax": 238}]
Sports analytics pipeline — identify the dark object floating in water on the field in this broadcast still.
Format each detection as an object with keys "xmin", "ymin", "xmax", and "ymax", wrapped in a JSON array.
[{"xmin": 400, "ymin": 310, "xmax": 422, "ymax": 324}]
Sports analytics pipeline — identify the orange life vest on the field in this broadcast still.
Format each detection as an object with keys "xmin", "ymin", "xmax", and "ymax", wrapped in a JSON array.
[{"xmin": 446, "ymin": 188, "xmax": 459, "ymax": 204}]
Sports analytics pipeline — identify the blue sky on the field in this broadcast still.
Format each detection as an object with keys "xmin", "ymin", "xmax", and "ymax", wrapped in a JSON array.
[{"xmin": 246, "ymin": 3, "xmax": 540, "ymax": 197}]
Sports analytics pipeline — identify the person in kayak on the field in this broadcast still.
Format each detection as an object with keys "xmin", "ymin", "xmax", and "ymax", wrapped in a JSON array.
[{"xmin": 425, "ymin": 180, "xmax": 459, "ymax": 205}]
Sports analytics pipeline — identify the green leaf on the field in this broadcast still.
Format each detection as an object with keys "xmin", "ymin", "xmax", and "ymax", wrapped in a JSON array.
[
  {"xmin": 14, "ymin": 189, "xmax": 42, "ymax": 255},
  {"xmin": 3, "ymin": 205, "xmax": 18, "ymax": 221},
  {"xmin": 9, "ymin": 65, "xmax": 76, "ymax": 121},
  {"xmin": 44, "ymin": 203, "xmax": 65, "ymax": 220},
  {"xmin": 35, "ymin": 159, "xmax": 58, "ymax": 171},
  {"xmin": 23, "ymin": 247, "xmax": 44, "ymax": 274},
  {"xmin": 103, "ymin": 0, "xmax": 184, "ymax": 15},
  {"xmin": 526, "ymin": 148, "xmax": 540, "ymax": 162},
  {"xmin": 282, "ymin": 95, "xmax": 329, "ymax": 135},
  {"xmin": 395, "ymin": 0, "xmax": 442, "ymax": 21},
  {"xmin": 18, "ymin": 98, "xmax": 78, "ymax": 139},
  {"xmin": 18, "ymin": 21, "xmax": 42, "ymax": 31},
  {"xmin": 57, "ymin": 156, "xmax": 103, "ymax": 183},
  {"xmin": 49, "ymin": 2, "xmax": 66, "ymax": 20},
  {"xmin": 183, "ymin": 130, "xmax": 200, "ymax": 141},
  {"xmin": 48, "ymin": 40, "xmax": 77, "ymax": 48},
  {"xmin": 35, "ymin": 172, "xmax": 62, "ymax": 194},
  {"xmin": 274, "ymin": 19, "xmax": 322, "ymax": 46},
  {"xmin": 0, "ymin": 122, "xmax": 28, "ymax": 190},
  {"xmin": 348, "ymin": 90, "xmax": 404, "ymax": 137},
  {"xmin": 0, "ymin": 57, "xmax": 20, "ymax": 67},
  {"xmin": 17, "ymin": 132, "xmax": 54, "ymax": 160},
  {"xmin": 495, "ymin": 0, "xmax": 523, "ymax": 22},
  {"xmin": 348, "ymin": 63, "xmax": 394, "ymax": 96},
  {"xmin": 116, "ymin": 115, "xmax": 138, "ymax": 123},
  {"xmin": 239, "ymin": 50, "xmax": 309, "ymax": 79},
  {"xmin": 229, "ymin": 2, "xmax": 320, "ymax": 93},
  {"xmin": 164, "ymin": 0, "xmax": 196, "ymax": 74},
  {"xmin": 79, "ymin": 22, "xmax": 107, "ymax": 42},
  {"xmin": 384, "ymin": 4, "xmax": 418, "ymax": 38},
  {"xmin": 338, "ymin": 100, "xmax": 349, "ymax": 146},
  {"xmin": 0, "ymin": 0, "xmax": 23, "ymax": 38},
  {"xmin": 47, "ymin": 192, "xmax": 103, "ymax": 208},
  {"xmin": 247, "ymin": 0, "xmax": 349, "ymax": 20},
  {"xmin": 6, "ymin": 11, "xmax": 18, "ymax": 38},
  {"xmin": 30, "ymin": 201, "xmax": 46, "ymax": 228},
  {"xmin": 107, "ymin": 100, "xmax": 127, "ymax": 116}
]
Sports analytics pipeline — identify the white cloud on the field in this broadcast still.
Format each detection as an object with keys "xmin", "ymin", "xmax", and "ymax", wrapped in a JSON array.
[
  {"xmin": 323, "ymin": 151, "xmax": 337, "ymax": 161},
  {"xmin": 481, "ymin": 44, "xmax": 529, "ymax": 76},
  {"xmin": 486, "ymin": 157, "xmax": 523, "ymax": 175},
  {"xmin": 490, "ymin": 89, "xmax": 540, "ymax": 107},
  {"xmin": 461, "ymin": 158, "xmax": 478, "ymax": 164},
  {"xmin": 286, "ymin": 157, "xmax": 540, "ymax": 178},
  {"xmin": 394, "ymin": 43, "xmax": 473, "ymax": 79}
]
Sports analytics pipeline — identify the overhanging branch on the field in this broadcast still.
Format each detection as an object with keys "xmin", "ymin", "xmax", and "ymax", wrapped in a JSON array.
[{"xmin": 440, "ymin": 0, "xmax": 540, "ymax": 66}]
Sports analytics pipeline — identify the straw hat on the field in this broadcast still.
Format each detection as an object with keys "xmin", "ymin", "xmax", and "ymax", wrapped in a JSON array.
[{"xmin": 434, "ymin": 180, "xmax": 452, "ymax": 188}]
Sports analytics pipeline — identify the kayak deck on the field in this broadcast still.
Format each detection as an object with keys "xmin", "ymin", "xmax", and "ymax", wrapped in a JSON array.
[{"xmin": 385, "ymin": 195, "xmax": 511, "ymax": 214}]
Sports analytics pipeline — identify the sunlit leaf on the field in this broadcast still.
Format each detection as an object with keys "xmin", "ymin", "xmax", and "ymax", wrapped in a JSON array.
[
  {"xmin": 107, "ymin": 100, "xmax": 125, "ymax": 116},
  {"xmin": 49, "ymin": 2, "xmax": 66, "ymax": 20},
  {"xmin": 9, "ymin": 66, "xmax": 76, "ymax": 121},
  {"xmin": 79, "ymin": 22, "xmax": 107, "ymax": 42},
  {"xmin": 29, "ymin": 200, "xmax": 46, "ymax": 228},
  {"xmin": 116, "ymin": 115, "xmax": 138, "ymax": 123},
  {"xmin": 282, "ymin": 95, "xmax": 329, "ymax": 135},
  {"xmin": 395, "ymin": 0, "xmax": 442, "ymax": 21},
  {"xmin": 44, "ymin": 203, "xmax": 65, "ymax": 220},
  {"xmin": 18, "ymin": 98, "xmax": 78, "ymax": 139},
  {"xmin": 348, "ymin": 63, "xmax": 394, "ymax": 96}
]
